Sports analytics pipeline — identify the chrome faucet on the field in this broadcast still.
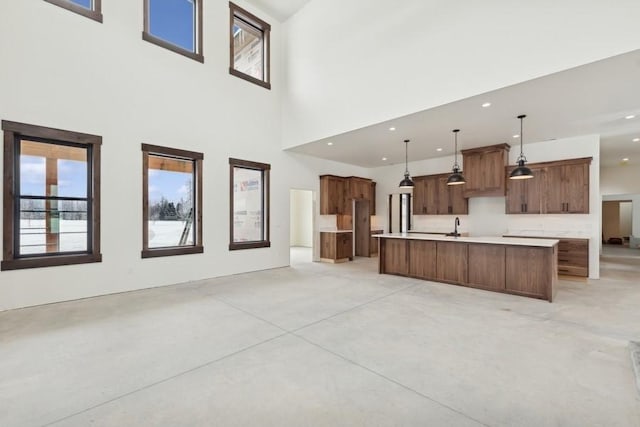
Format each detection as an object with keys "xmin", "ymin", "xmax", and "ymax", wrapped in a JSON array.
[{"xmin": 453, "ymin": 217, "xmax": 460, "ymax": 237}]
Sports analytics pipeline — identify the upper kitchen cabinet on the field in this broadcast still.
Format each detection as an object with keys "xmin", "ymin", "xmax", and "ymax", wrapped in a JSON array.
[
  {"xmin": 412, "ymin": 175, "xmax": 438, "ymax": 215},
  {"xmin": 545, "ymin": 159, "xmax": 590, "ymax": 214},
  {"xmin": 505, "ymin": 157, "xmax": 591, "ymax": 214},
  {"xmin": 461, "ymin": 144, "xmax": 510, "ymax": 197},
  {"xmin": 505, "ymin": 166, "xmax": 544, "ymax": 214},
  {"xmin": 437, "ymin": 175, "xmax": 468, "ymax": 215},
  {"xmin": 319, "ymin": 175, "xmax": 376, "ymax": 216},
  {"xmin": 320, "ymin": 175, "xmax": 345, "ymax": 214}
]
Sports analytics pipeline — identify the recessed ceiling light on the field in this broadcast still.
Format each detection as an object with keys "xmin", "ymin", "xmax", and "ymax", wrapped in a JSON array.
[
  {"xmin": 625, "ymin": 115, "xmax": 636, "ymax": 120},
  {"xmin": 622, "ymin": 158, "xmax": 629, "ymax": 162},
  {"xmin": 389, "ymin": 127, "xmax": 396, "ymax": 131},
  {"xmin": 382, "ymin": 157, "xmax": 387, "ymax": 161},
  {"xmin": 327, "ymin": 142, "xmax": 333, "ymax": 146},
  {"xmin": 482, "ymin": 102, "xmax": 491, "ymax": 108},
  {"xmin": 436, "ymin": 148, "xmax": 443, "ymax": 152},
  {"xmin": 512, "ymin": 134, "xmax": 520, "ymax": 138},
  {"xmin": 633, "ymin": 138, "xmax": 640, "ymax": 142}
]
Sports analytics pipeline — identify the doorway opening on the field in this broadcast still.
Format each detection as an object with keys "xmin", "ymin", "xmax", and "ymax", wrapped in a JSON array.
[
  {"xmin": 601, "ymin": 198, "xmax": 640, "ymax": 260},
  {"xmin": 290, "ymin": 189, "xmax": 314, "ymax": 265}
]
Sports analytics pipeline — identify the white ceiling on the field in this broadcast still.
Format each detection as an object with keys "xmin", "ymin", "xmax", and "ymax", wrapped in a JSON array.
[
  {"xmin": 287, "ymin": 49, "xmax": 640, "ymax": 169},
  {"xmin": 245, "ymin": 0, "xmax": 312, "ymax": 21}
]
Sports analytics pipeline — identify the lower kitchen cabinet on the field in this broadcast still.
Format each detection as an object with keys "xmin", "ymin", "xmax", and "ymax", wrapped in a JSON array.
[
  {"xmin": 505, "ymin": 246, "xmax": 556, "ymax": 299},
  {"xmin": 408, "ymin": 240, "xmax": 437, "ymax": 280},
  {"xmin": 557, "ymin": 238, "xmax": 589, "ymax": 277},
  {"xmin": 468, "ymin": 244, "xmax": 505, "ymax": 290},
  {"xmin": 436, "ymin": 241, "xmax": 468, "ymax": 284},
  {"xmin": 380, "ymin": 238, "xmax": 408, "ymax": 275},
  {"xmin": 320, "ymin": 232, "xmax": 353, "ymax": 262}
]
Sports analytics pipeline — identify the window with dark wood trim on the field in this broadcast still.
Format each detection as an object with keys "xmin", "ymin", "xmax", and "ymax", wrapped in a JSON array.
[
  {"xmin": 2, "ymin": 121, "xmax": 102, "ymax": 271},
  {"xmin": 229, "ymin": 158, "xmax": 270, "ymax": 250},
  {"xmin": 229, "ymin": 2, "xmax": 271, "ymax": 89},
  {"xmin": 142, "ymin": 144, "xmax": 203, "ymax": 258},
  {"xmin": 142, "ymin": 0, "xmax": 204, "ymax": 63},
  {"xmin": 44, "ymin": 0, "xmax": 103, "ymax": 23}
]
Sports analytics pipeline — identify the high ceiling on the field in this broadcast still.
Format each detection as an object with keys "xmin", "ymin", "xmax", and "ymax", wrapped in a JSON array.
[
  {"xmin": 245, "ymin": 0, "xmax": 312, "ymax": 21},
  {"xmin": 287, "ymin": 49, "xmax": 640, "ymax": 169}
]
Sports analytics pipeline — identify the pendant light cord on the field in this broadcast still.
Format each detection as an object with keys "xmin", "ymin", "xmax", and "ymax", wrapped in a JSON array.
[
  {"xmin": 452, "ymin": 130, "xmax": 460, "ymax": 170},
  {"xmin": 404, "ymin": 139, "xmax": 409, "ymax": 175},
  {"xmin": 517, "ymin": 115, "xmax": 527, "ymax": 162}
]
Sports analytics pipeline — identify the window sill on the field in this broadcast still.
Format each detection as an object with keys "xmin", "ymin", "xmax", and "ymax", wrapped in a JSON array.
[
  {"xmin": 44, "ymin": 0, "xmax": 103, "ymax": 23},
  {"xmin": 1, "ymin": 253, "xmax": 103, "ymax": 271},
  {"xmin": 229, "ymin": 68, "xmax": 271, "ymax": 90},
  {"xmin": 142, "ymin": 32, "xmax": 204, "ymax": 63},
  {"xmin": 229, "ymin": 241, "xmax": 271, "ymax": 251},
  {"xmin": 141, "ymin": 246, "xmax": 204, "ymax": 259}
]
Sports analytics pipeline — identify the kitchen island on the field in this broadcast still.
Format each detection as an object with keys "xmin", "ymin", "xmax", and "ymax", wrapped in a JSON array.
[{"xmin": 376, "ymin": 233, "xmax": 559, "ymax": 302}]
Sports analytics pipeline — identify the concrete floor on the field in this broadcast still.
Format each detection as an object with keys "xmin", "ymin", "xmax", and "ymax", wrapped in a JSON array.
[{"xmin": 1, "ymin": 247, "xmax": 639, "ymax": 426}]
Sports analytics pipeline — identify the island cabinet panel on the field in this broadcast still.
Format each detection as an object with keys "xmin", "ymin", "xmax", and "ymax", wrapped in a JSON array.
[
  {"xmin": 381, "ymin": 238, "xmax": 408, "ymax": 275},
  {"xmin": 436, "ymin": 241, "xmax": 468, "ymax": 284},
  {"xmin": 461, "ymin": 144, "xmax": 510, "ymax": 197},
  {"xmin": 468, "ymin": 244, "xmax": 506, "ymax": 290},
  {"xmin": 505, "ymin": 246, "xmax": 555, "ymax": 300},
  {"xmin": 408, "ymin": 240, "xmax": 437, "ymax": 280},
  {"xmin": 505, "ymin": 167, "xmax": 544, "ymax": 214}
]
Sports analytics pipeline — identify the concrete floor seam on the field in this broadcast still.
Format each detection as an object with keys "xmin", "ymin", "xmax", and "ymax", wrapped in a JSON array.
[
  {"xmin": 42, "ymin": 331, "xmax": 290, "ymax": 427},
  {"xmin": 292, "ymin": 332, "xmax": 492, "ymax": 427}
]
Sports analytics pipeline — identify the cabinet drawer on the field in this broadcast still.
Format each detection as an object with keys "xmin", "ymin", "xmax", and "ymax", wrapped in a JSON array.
[
  {"xmin": 557, "ymin": 253, "xmax": 588, "ymax": 267},
  {"xmin": 558, "ymin": 265, "xmax": 588, "ymax": 277},
  {"xmin": 557, "ymin": 239, "xmax": 588, "ymax": 253}
]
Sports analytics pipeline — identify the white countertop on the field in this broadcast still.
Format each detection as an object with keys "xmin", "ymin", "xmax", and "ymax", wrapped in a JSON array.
[{"xmin": 374, "ymin": 233, "xmax": 559, "ymax": 247}]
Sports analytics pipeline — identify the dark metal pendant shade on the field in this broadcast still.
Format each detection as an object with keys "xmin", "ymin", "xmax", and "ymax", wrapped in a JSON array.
[
  {"xmin": 447, "ymin": 129, "xmax": 466, "ymax": 186},
  {"xmin": 509, "ymin": 115, "xmax": 534, "ymax": 180},
  {"xmin": 399, "ymin": 139, "xmax": 414, "ymax": 189}
]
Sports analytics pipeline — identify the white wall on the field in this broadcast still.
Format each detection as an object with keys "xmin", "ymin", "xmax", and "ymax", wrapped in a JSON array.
[
  {"xmin": 371, "ymin": 134, "xmax": 601, "ymax": 278},
  {"xmin": 0, "ymin": 2, "xmax": 370, "ymax": 311},
  {"xmin": 289, "ymin": 189, "xmax": 313, "ymax": 247},
  {"xmin": 282, "ymin": 0, "xmax": 640, "ymax": 148}
]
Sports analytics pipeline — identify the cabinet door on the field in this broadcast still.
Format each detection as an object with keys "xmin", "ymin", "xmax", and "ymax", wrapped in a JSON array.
[
  {"xmin": 412, "ymin": 178, "xmax": 426, "ymax": 215},
  {"xmin": 370, "ymin": 181, "xmax": 376, "ymax": 215},
  {"xmin": 436, "ymin": 242, "xmax": 468, "ymax": 284},
  {"xmin": 468, "ymin": 244, "xmax": 505, "ymax": 290},
  {"xmin": 382, "ymin": 238, "xmax": 408, "ymax": 275},
  {"xmin": 437, "ymin": 177, "xmax": 451, "ymax": 214},
  {"xmin": 408, "ymin": 240, "xmax": 437, "ymax": 279},
  {"xmin": 505, "ymin": 246, "xmax": 549, "ymax": 299},
  {"xmin": 320, "ymin": 232, "xmax": 336, "ymax": 259},
  {"xmin": 544, "ymin": 165, "xmax": 565, "ymax": 213},
  {"xmin": 463, "ymin": 153, "xmax": 483, "ymax": 193},
  {"xmin": 483, "ymin": 150, "xmax": 506, "ymax": 194},
  {"xmin": 563, "ymin": 164, "xmax": 589, "ymax": 213},
  {"xmin": 449, "ymin": 181, "xmax": 468, "ymax": 214},
  {"xmin": 425, "ymin": 176, "xmax": 439, "ymax": 214},
  {"xmin": 320, "ymin": 176, "xmax": 343, "ymax": 215},
  {"xmin": 506, "ymin": 173, "xmax": 526, "ymax": 214},
  {"xmin": 336, "ymin": 233, "xmax": 352, "ymax": 259},
  {"xmin": 522, "ymin": 168, "xmax": 543, "ymax": 214}
]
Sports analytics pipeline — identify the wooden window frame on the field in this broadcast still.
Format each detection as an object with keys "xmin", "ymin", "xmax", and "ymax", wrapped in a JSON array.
[
  {"xmin": 141, "ymin": 144, "xmax": 203, "ymax": 258},
  {"xmin": 44, "ymin": 0, "xmax": 103, "ymax": 23},
  {"xmin": 229, "ymin": 158, "xmax": 271, "ymax": 250},
  {"xmin": 2, "ymin": 121, "xmax": 102, "ymax": 271},
  {"xmin": 142, "ymin": 0, "xmax": 204, "ymax": 63},
  {"xmin": 229, "ymin": 2, "xmax": 271, "ymax": 90}
]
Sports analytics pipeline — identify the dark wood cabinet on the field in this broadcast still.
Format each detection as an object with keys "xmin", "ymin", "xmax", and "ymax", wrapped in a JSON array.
[
  {"xmin": 413, "ymin": 174, "xmax": 468, "ymax": 215},
  {"xmin": 436, "ymin": 241, "xmax": 468, "ymax": 284},
  {"xmin": 505, "ymin": 166, "xmax": 543, "ymax": 214},
  {"xmin": 505, "ymin": 158, "xmax": 591, "ymax": 215},
  {"xmin": 320, "ymin": 175, "xmax": 345, "ymax": 214},
  {"xmin": 505, "ymin": 246, "xmax": 556, "ymax": 300},
  {"xmin": 468, "ymin": 244, "xmax": 506, "ymax": 290},
  {"xmin": 320, "ymin": 175, "xmax": 376, "ymax": 217},
  {"xmin": 380, "ymin": 238, "xmax": 408, "ymax": 275},
  {"xmin": 408, "ymin": 240, "xmax": 437, "ymax": 280},
  {"xmin": 461, "ymin": 144, "xmax": 510, "ymax": 197},
  {"xmin": 320, "ymin": 232, "xmax": 352, "ymax": 262},
  {"xmin": 557, "ymin": 238, "xmax": 589, "ymax": 277},
  {"xmin": 545, "ymin": 162, "xmax": 589, "ymax": 214}
]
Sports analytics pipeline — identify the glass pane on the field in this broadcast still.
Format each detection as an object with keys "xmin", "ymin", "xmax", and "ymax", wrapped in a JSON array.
[
  {"xmin": 233, "ymin": 18, "xmax": 264, "ymax": 80},
  {"xmin": 233, "ymin": 167, "xmax": 263, "ymax": 243},
  {"xmin": 20, "ymin": 140, "xmax": 88, "ymax": 198},
  {"xmin": 19, "ymin": 199, "xmax": 88, "ymax": 255},
  {"xmin": 149, "ymin": 0, "xmax": 195, "ymax": 52},
  {"xmin": 70, "ymin": 0, "xmax": 92, "ymax": 9},
  {"xmin": 147, "ymin": 155, "xmax": 195, "ymax": 248}
]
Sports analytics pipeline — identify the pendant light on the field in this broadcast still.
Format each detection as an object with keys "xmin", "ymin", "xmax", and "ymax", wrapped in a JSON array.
[
  {"xmin": 446, "ymin": 129, "xmax": 466, "ymax": 185},
  {"xmin": 510, "ymin": 115, "xmax": 534, "ymax": 180},
  {"xmin": 398, "ymin": 139, "xmax": 414, "ymax": 189}
]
